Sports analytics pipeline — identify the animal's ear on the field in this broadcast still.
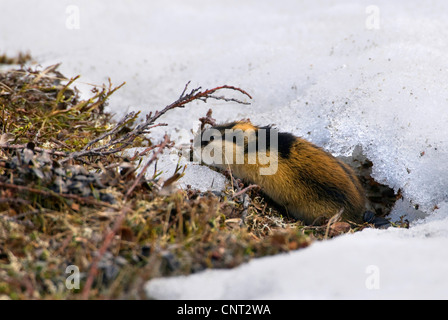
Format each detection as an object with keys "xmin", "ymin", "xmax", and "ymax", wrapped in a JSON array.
[{"xmin": 233, "ymin": 121, "xmax": 257, "ymax": 131}]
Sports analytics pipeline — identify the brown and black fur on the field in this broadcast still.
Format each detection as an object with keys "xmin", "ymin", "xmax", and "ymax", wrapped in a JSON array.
[{"xmin": 195, "ymin": 121, "xmax": 366, "ymax": 225}]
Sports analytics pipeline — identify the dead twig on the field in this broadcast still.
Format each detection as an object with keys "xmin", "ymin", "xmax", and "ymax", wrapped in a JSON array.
[
  {"xmin": 61, "ymin": 82, "xmax": 251, "ymax": 164},
  {"xmin": 324, "ymin": 208, "xmax": 344, "ymax": 239},
  {"xmin": 0, "ymin": 143, "xmax": 68, "ymax": 157},
  {"xmin": 32, "ymin": 63, "xmax": 62, "ymax": 84},
  {"xmin": 0, "ymin": 197, "xmax": 30, "ymax": 205},
  {"xmin": 124, "ymin": 134, "xmax": 171, "ymax": 200},
  {"xmin": 231, "ymin": 184, "xmax": 260, "ymax": 199},
  {"xmin": 81, "ymin": 208, "xmax": 129, "ymax": 300},
  {"xmin": 226, "ymin": 173, "xmax": 254, "ymax": 227},
  {"xmin": 0, "ymin": 181, "xmax": 117, "ymax": 209},
  {"xmin": 82, "ymin": 135, "xmax": 171, "ymax": 299},
  {"xmin": 199, "ymin": 108, "xmax": 217, "ymax": 130}
]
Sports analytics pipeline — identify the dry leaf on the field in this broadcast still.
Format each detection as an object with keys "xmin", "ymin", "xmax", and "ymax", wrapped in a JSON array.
[{"xmin": 0, "ymin": 133, "xmax": 14, "ymax": 144}]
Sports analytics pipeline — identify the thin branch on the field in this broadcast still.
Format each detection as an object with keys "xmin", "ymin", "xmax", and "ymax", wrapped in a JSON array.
[
  {"xmin": 81, "ymin": 208, "xmax": 129, "ymax": 300},
  {"xmin": 199, "ymin": 108, "xmax": 217, "ymax": 130},
  {"xmin": 150, "ymin": 84, "xmax": 252, "ymax": 125},
  {"xmin": 0, "ymin": 181, "xmax": 117, "ymax": 209},
  {"xmin": 179, "ymin": 80, "xmax": 191, "ymax": 99},
  {"xmin": 0, "ymin": 143, "xmax": 68, "ymax": 157},
  {"xmin": 82, "ymin": 135, "xmax": 172, "ymax": 299},
  {"xmin": 82, "ymin": 111, "xmax": 136, "ymax": 151},
  {"xmin": 124, "ymin": 134, "xmax": 171, "ymax": 200},
  {"xmin": 231, "ymin": 184, "xmax": 259, "ymax": 199},
  {"xmin": 32, "ymin": 63, "xmax": 62, "ymax": 84},
  {"xmin": 324, "ymin": 208, "xmax": 345, "ymax": 240},
  {"xmin": 60, "ymin": 83, "xmax": 251, "ymax": 164},
  {"xmin": 0, "ymin": 197, "xmax": 30, "ymax": 205}
]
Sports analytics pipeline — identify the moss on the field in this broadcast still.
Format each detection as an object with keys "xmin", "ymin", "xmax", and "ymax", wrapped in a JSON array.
[{"xmin": 0, "ymin": 58, "xmax": 399, "ymax": 300}]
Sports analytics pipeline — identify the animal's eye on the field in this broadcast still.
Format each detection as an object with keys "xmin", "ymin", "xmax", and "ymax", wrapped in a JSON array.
[{"xmin": 209, "ymin": 136, "xmax": 215, "ymax": 142}]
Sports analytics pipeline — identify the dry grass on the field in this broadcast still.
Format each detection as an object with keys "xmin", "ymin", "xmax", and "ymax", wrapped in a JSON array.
[
  {"xmin": 0, "ymin": 54, "xmax": 401, "ymax": 300},
  {"xmin": 0, "ymin": 60, "xmax": 314, "ymax": 300}
]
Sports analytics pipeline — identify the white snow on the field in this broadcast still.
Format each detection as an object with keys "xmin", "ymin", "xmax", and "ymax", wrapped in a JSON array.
[
  {"xmin": 146, "ymin": 205, "xmax": 448, "ymax": 299},
  {"xmin": 2, "ymin": 0, "xmax": 448, "ymax": 299}
]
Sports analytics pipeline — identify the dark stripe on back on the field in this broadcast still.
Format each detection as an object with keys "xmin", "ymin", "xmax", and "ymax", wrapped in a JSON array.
[
  {"xmin": 201, "ymin": 123, "xmax": 297, "ymax": 160},
  {"xmin": 277, "ymin": 132, "xmax": 296, "ymax": 158},
  {"xmin": 255, "ymin": 126, "xmax": 296, "ymax": 159}
]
